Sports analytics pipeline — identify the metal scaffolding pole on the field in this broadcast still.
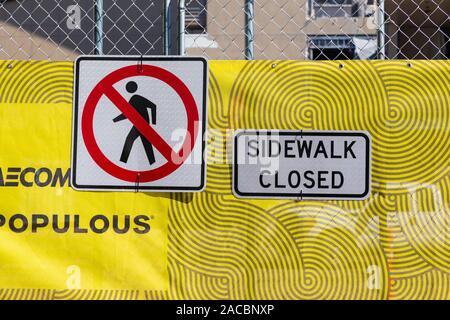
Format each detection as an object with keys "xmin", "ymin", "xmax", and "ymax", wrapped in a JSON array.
[
  {"xmin": 244, "ymin": 0, "xmax": 254, "ymax": 60},
  {"xmin": 378, "ymin": 0, "xmax": 386, "ymax": 59},
  {"xmin": 94, "ymin": 0, "xmax": 104, "ymax": 55},
  {"xmin": 164, "ymin": 0, "xmax": 171, "ymax": 55},
  {"xmin": 178, "ymin": 0, "xmax": 186, "ymax": 55}
]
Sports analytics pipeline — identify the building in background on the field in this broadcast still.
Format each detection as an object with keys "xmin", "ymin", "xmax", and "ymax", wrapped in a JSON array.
[
  {"xmin": 384, "ymin": 0, "xmax": 449, "ymax": 59},
  {"xmin": 185, "ymin": 0, "xmax": 379, "ymax": 59},
  {"xmin": 185, "ymin": 0, "xmax": 449, "ymax": 60},
  {"xmin": 0, "ymin": 0, "xmax": 179, "ymax": 60},
  {"xmin": 0, "ymin": 0, "xmax": 448, "ymax": 60}
]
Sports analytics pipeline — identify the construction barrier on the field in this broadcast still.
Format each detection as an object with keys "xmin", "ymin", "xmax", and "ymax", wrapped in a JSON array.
[{"xmin": 0, "ymin": 60, "xmax": 448, "ymax": 299}]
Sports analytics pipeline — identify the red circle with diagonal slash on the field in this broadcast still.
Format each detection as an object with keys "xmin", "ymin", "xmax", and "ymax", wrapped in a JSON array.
[{"xmin": 81, "ymin": 64, "xmax": 199, "ymax": 183}]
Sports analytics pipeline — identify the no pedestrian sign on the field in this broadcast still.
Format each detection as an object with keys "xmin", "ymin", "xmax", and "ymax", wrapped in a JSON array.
[
  {"xmin": 71, "ymin": 56, "xmax": 207, "ymax": 191},
  {"xmin": 233, "ymin": 130, "xmax": 371, "ymax": 200}
]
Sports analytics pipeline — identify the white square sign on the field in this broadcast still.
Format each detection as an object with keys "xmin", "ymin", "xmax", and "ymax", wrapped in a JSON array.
[{"xmin": 71, "ymin": 56, "xmax": 207, "ymax": 192}]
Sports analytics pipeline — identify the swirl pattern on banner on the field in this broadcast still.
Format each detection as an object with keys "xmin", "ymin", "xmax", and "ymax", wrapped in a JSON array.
[
  {"xmin": 0, "ymin": 61, "xmax": 73, "ymax": 104},
  {"xmin": 166, "ymin": 61, "xmax": 448, "ymax": 300},
  {"xmin": 228, "ymin": 61, "xmax": 450, "ymax": 194}
]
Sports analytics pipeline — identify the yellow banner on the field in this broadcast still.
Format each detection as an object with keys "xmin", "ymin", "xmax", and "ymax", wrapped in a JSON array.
[{"xmin": 0, "ymin": 60, "xmax": 448, "ymax": 300}]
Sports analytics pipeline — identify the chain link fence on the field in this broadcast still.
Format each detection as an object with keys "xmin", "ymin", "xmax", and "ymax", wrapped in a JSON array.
[{"xmin": 0, "ymin": 0, "xmax": 448, "ymax": 60}]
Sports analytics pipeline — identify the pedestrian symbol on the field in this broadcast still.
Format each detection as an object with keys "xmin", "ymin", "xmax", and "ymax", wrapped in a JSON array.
[
  {"xmin": 71, "ymin": 56, "xmax": 207, "ymax": 192},
  {"xmin": 113, "ymin": 81, "xmax": 157, "ymax": 165}
]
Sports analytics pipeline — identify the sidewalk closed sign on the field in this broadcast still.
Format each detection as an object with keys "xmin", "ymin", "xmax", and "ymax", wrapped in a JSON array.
[{"xmin": 233, "ymin": 130, "xmax": 371, "ymax": 200}]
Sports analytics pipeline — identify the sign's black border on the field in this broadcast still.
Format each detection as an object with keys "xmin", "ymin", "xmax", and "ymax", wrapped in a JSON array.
[
  {"xmin": 233, "ymin": 131, "xmax": 371, "ymax": 199},
  {"xmin": 71, "ymin": 56, "xmax": 207, "ymax": 191}
]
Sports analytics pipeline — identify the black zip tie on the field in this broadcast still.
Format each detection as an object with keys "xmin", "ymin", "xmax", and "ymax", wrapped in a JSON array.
[
  {"xmin": 295, "ymin": 129, "xmax": 303, "ymax": 142},
  {"xmin": 296, "ymin": 189, "xmax": 303, "ymax": 202},
  {"xmin": 135, "ymin": 173, "xmax": 141, "ymax": 193},
  {"xmin": 137, "ymin": 55, "xmax": 144, "ymax": 73}
]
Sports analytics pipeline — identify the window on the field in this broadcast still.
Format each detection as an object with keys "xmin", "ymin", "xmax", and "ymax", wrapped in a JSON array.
[
  {"xmin": 308, "ymin": 35, "xmax": 377, "ymax": 60},
  {"xmin": 309, "ymin": 0, "xmax": 375, "ymax": 18},
  {"xmin": 186, "ymin": 0, "xmax": 207, "ymax": 34}
]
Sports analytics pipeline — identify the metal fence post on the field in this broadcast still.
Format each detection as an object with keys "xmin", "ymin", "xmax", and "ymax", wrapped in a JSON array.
[
  {"xmin": 178, "ymin": 0, "xmax": 186, "ymax": 56},
  {"xmin": 377, "ymin": 0, "xmax": 386, "ymax": 59},
  {"xmin": 244, "ymin": 0, "xmax": 254, "ymax": 60},
  {"xmin": 164, "ymin": 0, "xmax": 171, "ymax": 55},
  {"xmin": 94, "ymin": 0, "xmax": 104, "ymax": 55}
]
